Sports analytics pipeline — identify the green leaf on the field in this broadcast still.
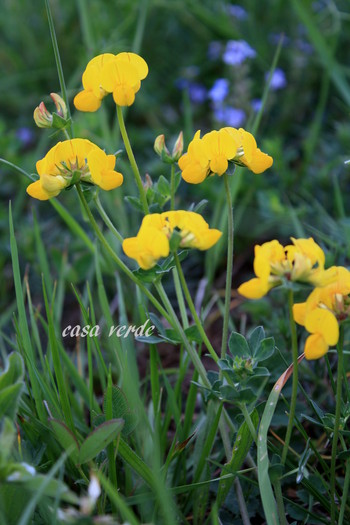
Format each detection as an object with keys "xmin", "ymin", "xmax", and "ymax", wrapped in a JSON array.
[
  {"xmin": 0, "ymin": 418, "xmax": 16, "ymax": 465},
  {"xmin": 228, "ymin": 332, "xmax": 251, "ymax": 358},
  {"xmin": 157, "ymin": 175, "xmax": 171, "ymax": 196},
  {"xmin": 0, "ymin": 383, "xmax": 24, "ymax": 420},
  {"xmin": 0, "ymin": 352, "xmax": 24, "ymax": 391},
  {"xmin": 217, "ymin": 409, "xmax": 259, "ymax": 506},
  {"xmin": 255, "ymin": 337, "xmax": 275, "ymax": 362},
  {"xmin": 103, "ymin": 386, "xmax": 138, "ymax": 437},
  {"xmin": 79, "ymin": 419, "xmax": 124, "ymax": 464},
  {"xmin": 248, "ymin": 326, "xmax": 265, "ymax": 357},
  {"xmin": 49, "ymin": 419, "xmax": 80, "ymax": 464},
  {"xmin": 125, "ymin": 195, "xmax": 144, "ymax": 212}
]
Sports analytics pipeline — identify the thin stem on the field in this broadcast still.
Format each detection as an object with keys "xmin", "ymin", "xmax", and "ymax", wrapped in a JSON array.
[
  {"xmin": 234, "ymin": 478, "xmax": 252, "ymax": 525},
  {"xmin": 170, "ymin": 163, "xmax": 176, "ymax": 210},
  {"xmin": 338, "ymin": 459, "xmax": 350, "ymax": 525},
  {"xmin": 172, "ymin": 268, "xmax": 188, "ymax": 328},
  {"xmin": 240, "ymin": 403, "xmax": 257, "ymax": 443},
  {"xmin": 331, "ymin": 324, "xmax": 344, "ymax": 525},
  {"xmin": 44, "ymin": 0, "xmax": 73, "ymax": 137},
  {"xmin": 75, "ymin": 184, "xmax": 169, "ymax": 323},
  {"xmin": 281, "ymin": 289, "xmax": 299, "ymax": 465},
  {"xmin": 174, "ymin": 254, "xmax": 218, "ymax": 364},
  {"xmin": 221, "ymin": 172, "xmax": 234, "ymax": 358},
  {"xmin": 116, "ymin": 105, "xmax": 149, "ymax": 214},
  {"xmin": 154, "ymin": 281, "xmax": 210, "ymax": 388},
  {"xmin": 94, "ymin": 194, "xmax": 124, "ymax": 243},
  {"xmin": 273, "ymin": 479, "xmax": 288, "ymax": 525}
]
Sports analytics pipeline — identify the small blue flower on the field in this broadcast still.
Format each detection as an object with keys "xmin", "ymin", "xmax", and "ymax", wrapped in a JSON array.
[
  {"xmin": 266, "ymin": 68, "xmax": 287, "ymax": 90},
  {"xmin": 16, "ymin": 127, "xmax": 34, "ymax": 147},
  {"xmin": 251, "ymin": 99, "xmax": 263, "ymax": 112},
  {"xmin": 208, "ymin": 41, "xmax": 222, "ymax": 61},
  {"xmin": 208, "ymin": 78, "xmax": 230, "ymax": 103},
  {"xmin": 223, "ymin": 40, "xmax": 256, "ymax": 66},
  {"xmin": 188, "ymin": 83, "xmax": 207, "ymax": 104},
  {"xmin": 227, "ymin": 4, "xmax": 247, "ymax": 20},
  {"xmin": 214, "ymin": 106, "xmax": 246, "ymax": 128}
]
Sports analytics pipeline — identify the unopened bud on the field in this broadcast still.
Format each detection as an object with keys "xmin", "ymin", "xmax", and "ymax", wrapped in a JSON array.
[
  {"xmin": 154, "ymin": 134, "xmax": 168, "ymax": 157},
  {"xmin": 50, "ymin": 93, "xmax": 68, "ymax": 119},
  {"xmin": 33, "ymin": 102, "xmax": 52, "ymax": 128},
  {"xmin": 144, "ymin": 173, "xmax": 153, "ymax": 190},
  {"xmin": 33, "ymin": 93, "xmax": 69, "ymax": 130},
  {"xmin": 172, "ymin": 131, "xmax": 183, "ymax": 161}
]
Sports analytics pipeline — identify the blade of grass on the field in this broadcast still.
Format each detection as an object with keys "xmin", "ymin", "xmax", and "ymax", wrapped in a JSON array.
[{"xmin": 9, "ymin": 202, "xmax": 46, "ymax": 423}]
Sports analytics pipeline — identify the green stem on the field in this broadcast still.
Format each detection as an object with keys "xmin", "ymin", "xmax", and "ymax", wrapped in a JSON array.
[
  {"xmin": 330, "ymin": 325, "xmax": 344, "ymax": 525},
  {"xmin": 281, "ymin": 289, "xmax": 299, "ymax": 465},
  {"xmin": 273, "ymin": 479, "xmax": 288, "ymax": 525},
  {"xmin": 221, "ymin": 172, "xmax": 234, "ymax": 358},
  {"xmin": 240, "ymin": 403, "xmax": 257, "ymax": 443},
  {"xmin": 172, "ymin": 268, "xmax": 188, "ymax": 328},
  {"xmin": 338, "ymin": 459, "xmax": 350, "ymax": 525},
  {"xmin": 44, "ymin": 0, "xmax": 73, "ymax": 137},
  {"xmin": 170, "ymin": 163, "xmax": 176, "ymax": 210},
  {"xmin": 94, "ymin": 194, "xmax": 124, "ymax": 243},
  {"xmin": 76, "ymin": 184, "xmax": 169, "ymax": 323},
  {"xmin": 154, "ymin": 281, "xmax": 210, "ymax": 388},
  {"xmin": 174, "ymin": 254, "xmax": 218, "ymax": 364},
  {"xmin": 116, "ymin": 105, "xmax": 149, "ymax": 214}
]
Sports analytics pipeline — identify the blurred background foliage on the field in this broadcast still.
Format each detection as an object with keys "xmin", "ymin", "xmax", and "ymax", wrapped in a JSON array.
[{"xmin": 1, "ymin": 0, "xmax": 350, "ymax": 320}]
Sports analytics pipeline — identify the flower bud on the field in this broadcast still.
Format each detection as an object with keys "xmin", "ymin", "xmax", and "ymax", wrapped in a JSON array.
[
  {"xmin": 33, "ymin": 93, "xmax": 69, "ymax": 130},
  {"xmin": 171, "ymin": 131, "xmax": 183, "ymax": 161},
  {"xmin": 50, "ymin": 93, "xmax": 68, "ymax": 119},
  {"xmin": 144, "ymin": 173, "xmax": 153, "ymax": 190},
  {"xmin": 154, "ymin": 134, "xmax": 168, "ymax": 157},
  {"xmin": 33, "ymin": 102, "xmax": 52, "ymax": 128}
]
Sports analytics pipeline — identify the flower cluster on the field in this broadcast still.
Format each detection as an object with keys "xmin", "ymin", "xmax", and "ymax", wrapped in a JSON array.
[
  {"xmin": 238, "ymin": 238, "xmax": 327, "ymax": 300},
  {"xmin": 27, "ymin": 139, "xmax": 123, "ymax": 200},
  {"xmin": 293, "ymin": 267, "xmax": 350, "ymax": 359},
  {"xmin": 123, "ymin": 211, "xmax": 222, "ymax": 270},
  {"xmin": 178, "ymin": 127, "xmax": 273, "ymax": 184},
  {"xmin": 74, "ymin": 52, "xmax": 148, "ymax": 111}
]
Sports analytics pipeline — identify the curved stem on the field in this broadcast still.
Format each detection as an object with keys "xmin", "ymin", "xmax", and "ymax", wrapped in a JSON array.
[
  {"xmin": 172, "ymin": 267, "xmax": 188, "ymax": 328},
  {"xmin": 331, "ymin": 324, "xmax": 344, "ymax": 525},
  {"xmin": 94, "ymin": 194, "xmax": 124, "ymax": 243},
  {"xmin": 154, "ymin": 281, "xmax": 210, "ymax": 388},
  {"xmin": 170, "ymin": 163, "xmax": 175, "ymax": 210},
  {"xmin": 174, "ymin": 253, "xmax": 218, "ymax": 364},
  {"xmin": 116, "ymin": 105, "xmax": 149, "ymax": 215},
  {"xmin": 76, "ymin": 184, "xmax": 169, "ymax": 323},
  {"xmin": 281, "ymin": 289, "xmax": 299, "ymax": 465},
  {"xmin": 45, "ymin": 0, "xmax": 73, "ymax": 137},
  {"xmin": 240, "ymin": 403, "xmax": 257, "ymax": 443},
  {"xmin": 221, "ymin": 172, "xmax": 234, "ymax": 358}
]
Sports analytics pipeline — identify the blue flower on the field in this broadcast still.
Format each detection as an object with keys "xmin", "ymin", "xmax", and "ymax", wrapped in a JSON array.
[
  {"xmin": 227, "ymin": 4, "xmax": 247, "ymax": 20},
  {"xmin": 16, "ymin": 127, "xmax": 34, "ymax": 147},
  {"xmin": 223, "ymin": 40, "xmax": 256, "ymax": 66},
  {"xmin": 214, "ymin": 106, "xmax": 246, "ymax": 127},
  {"xmin": 251, "ymin": 99, "xmax": 263, "ymax": 112},
  {"xmin": 188, "ymin": 83, "xmax": 207, "ymax": 104},
  {"xmin": 266, "ymin": 68, "xmax": 287, "ymax": 90},
  {"xmin": 208, "ymin": 78, "xmax": 229, "ymax": 103}
]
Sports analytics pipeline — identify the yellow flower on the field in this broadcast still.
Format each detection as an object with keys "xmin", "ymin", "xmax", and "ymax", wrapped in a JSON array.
[
  {"xmin": 178, "ymin": 127, "xmax": 273, "ymax": 184},
  {"xmin": 178, "ymin": 131, "xmax": 210, "ymax": 184},
  {"xmin": 27, "ymin": 139, "xmax": 123, "ymax": 200},
  {"xmin": 122, "ymin": 210, "xmax": 222, "ymax": 269},
  {"xmin": 74, "ymin": 52, "xmax": 148, "ymax": 111},
  {"xmin": 226, "ymin": 128, "xmax": 273, "ymax": 174},
  {"xmin": 293, "ymin": 266, "xmax": 350, "ymax": 359},
  {"xmin": 238, "ymin": 237, "xmax": 326, "ymax": 299},
  {"xmin": 122, "ymin": 226, "xmax": 170, "ymax": 270}
]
